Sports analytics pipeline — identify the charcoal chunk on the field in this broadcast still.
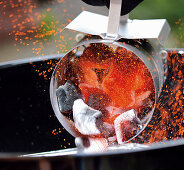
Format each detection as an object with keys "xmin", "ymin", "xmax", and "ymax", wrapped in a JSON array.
[{"xmin": 56, "ymin": 81, "xmax": 80, "ymax": 112}]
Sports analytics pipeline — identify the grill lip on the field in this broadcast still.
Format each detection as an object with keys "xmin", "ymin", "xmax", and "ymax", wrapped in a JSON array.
[{"xmin": 19, "ymin": 137, "xmax": 184, "ymax": 158}]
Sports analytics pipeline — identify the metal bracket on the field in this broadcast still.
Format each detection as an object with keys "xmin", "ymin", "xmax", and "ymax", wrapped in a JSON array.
[
  {"xmin": 105, "ymin": 0, "xmax": 122, "ymax": 40},
  {"xmin": 66, "ymin": 11, "xmax": 170, "ymax": 46}
]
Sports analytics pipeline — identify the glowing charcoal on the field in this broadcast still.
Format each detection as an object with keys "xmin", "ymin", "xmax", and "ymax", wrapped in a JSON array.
[{"xmin": 50, "ymin": 41, "xmax": 155, "ymax": 146}]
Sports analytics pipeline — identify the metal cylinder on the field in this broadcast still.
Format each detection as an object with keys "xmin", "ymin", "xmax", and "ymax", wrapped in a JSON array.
[{"xmin": 50, "ymin": 37, "xmax": 167, "ymax": 147}]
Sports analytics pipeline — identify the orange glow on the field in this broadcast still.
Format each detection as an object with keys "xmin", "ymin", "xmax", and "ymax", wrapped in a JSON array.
[
  {"xmin": 76, "ymin": 43, "xmax": 155, "ymax": 125},
  {"xmin": 133, "ymin": 51, "xmax": 184, "ymax": 144}
]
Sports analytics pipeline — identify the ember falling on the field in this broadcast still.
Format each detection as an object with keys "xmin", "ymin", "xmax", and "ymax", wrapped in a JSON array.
[
  {"xmin": 132, "ymin": 50, "xmax": 184, "ymax": 144},
  {"xmin": 52, "ymin": 42, "xmax": 156, "ymax": 146}
]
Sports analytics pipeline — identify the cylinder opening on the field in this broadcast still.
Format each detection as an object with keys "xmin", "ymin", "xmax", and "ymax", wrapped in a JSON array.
[{"xmin": 50, "ymin": 39, "xmax": 160, "ymax": 147}]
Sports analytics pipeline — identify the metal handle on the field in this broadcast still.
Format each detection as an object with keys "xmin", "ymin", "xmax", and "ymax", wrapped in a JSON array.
[{"xmin": 106, "ymin": 0, "xmax": 122, "ymax": 39}]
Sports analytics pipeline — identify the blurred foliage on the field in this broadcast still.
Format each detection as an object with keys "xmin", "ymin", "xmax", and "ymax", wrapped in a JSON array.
[
  {"xmin": 130, "ymin": 0, "xmax": 184, "ymax": 47},
  {"xmin": 36, "ymin": 11, "xmax": 59, "ymax": 40}
]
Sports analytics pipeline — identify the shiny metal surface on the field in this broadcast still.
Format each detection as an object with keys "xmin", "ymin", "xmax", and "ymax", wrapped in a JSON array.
[
  {"xmin": 21, "ymin": 138, "xmax": 184, "ymax": 157},
  {"xmin": 66, "ymin": 11, "xmax": 170, "ymax": 45}
]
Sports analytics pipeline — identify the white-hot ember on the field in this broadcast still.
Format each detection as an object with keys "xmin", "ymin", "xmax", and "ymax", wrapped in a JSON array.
[
  {"xmin": 114, "ymin": 109, "xmax": 142, "ymax": 145},
  {"xmin": 73, "ymin": 99, "xmax": 102, "ymax": 135}
]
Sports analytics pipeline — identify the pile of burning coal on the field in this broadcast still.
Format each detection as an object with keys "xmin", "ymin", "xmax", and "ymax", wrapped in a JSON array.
[{"xmin": 50, "ymin": 40, "xmax": 157, "ymax": 151}]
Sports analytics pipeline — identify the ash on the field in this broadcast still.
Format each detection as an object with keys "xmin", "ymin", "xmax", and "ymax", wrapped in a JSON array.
[{"xmin": 56, "ymin": 81, "xmax": 143, "ymax": 149}]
